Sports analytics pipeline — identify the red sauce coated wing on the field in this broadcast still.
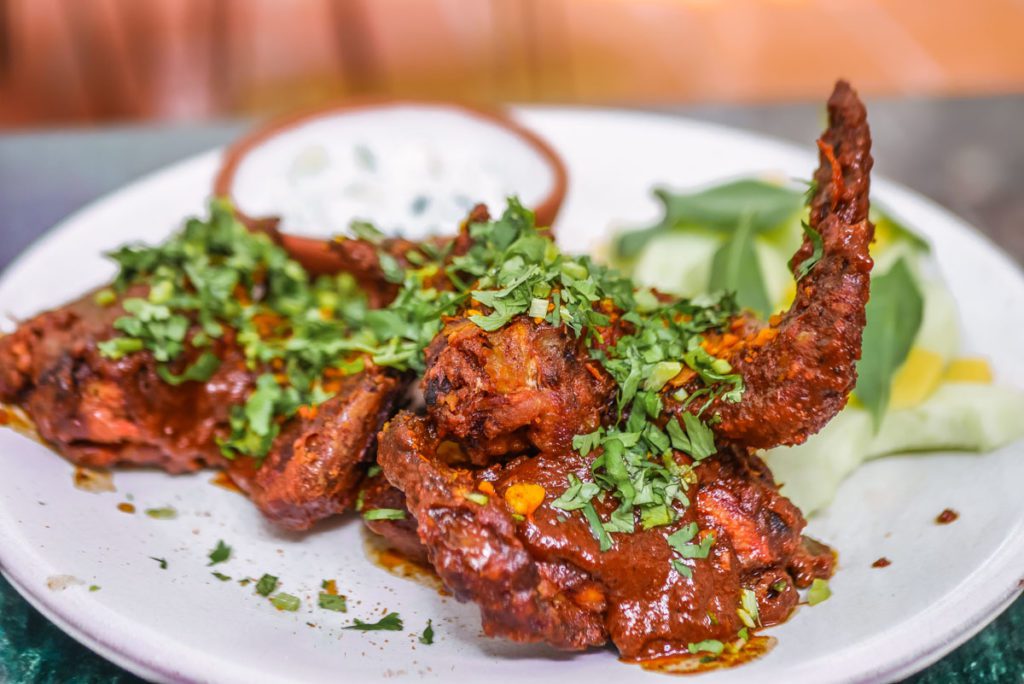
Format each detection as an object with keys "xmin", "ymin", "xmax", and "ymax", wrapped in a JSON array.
[{"xmin": 681, "ymin": 80, "xmax": 875, "ymax": 448}]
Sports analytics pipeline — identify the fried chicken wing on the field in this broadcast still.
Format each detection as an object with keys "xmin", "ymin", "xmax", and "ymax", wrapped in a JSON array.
[
  {"xmin": 0, "ymin": 287, "xmax": 251, "ymax": 473},
  {"xmin": 0, "ymin": 284, "xmax": 407, "ymax": 529},
  {"xmin": 422, "ymin": 316, "xmax": 617, "ymax": 462},
  {"xmin": 378, "ymin": 411, "xmax": 833, "ymax": 658},
  {"xmin": 228, "ymin": 369, "xmax": 407, "ymax": 530},
  {"xmin": 422, "ymin": 81, "xmax": 873, "ymax": 457},
  {"xmin": 674, "ymin": 80, "xmax": 874, "ymax": 448}
]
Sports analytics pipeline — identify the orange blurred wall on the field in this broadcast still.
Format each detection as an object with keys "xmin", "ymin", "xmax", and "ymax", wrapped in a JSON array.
[{"xmin": 1, "ymin": 0, "xmax": 1023, "ymax": 127}]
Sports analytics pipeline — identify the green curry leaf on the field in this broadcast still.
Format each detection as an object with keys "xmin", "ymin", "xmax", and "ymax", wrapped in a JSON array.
[
  {"xmin": 614, "ymin": 179, "xmax": 803, "ymax": 260},
  {"xmin": 707, "ymin": 213, "xmax": 771, "ymax": 317},
  {"xmin": 855, "ymin": 257, "xmax": 924, "ymax": 428}
]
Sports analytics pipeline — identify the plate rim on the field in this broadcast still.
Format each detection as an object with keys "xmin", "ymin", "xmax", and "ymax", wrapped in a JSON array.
[{"xmin": 2, "ymin": 105, "xmax": 1023, "ymax": 684}]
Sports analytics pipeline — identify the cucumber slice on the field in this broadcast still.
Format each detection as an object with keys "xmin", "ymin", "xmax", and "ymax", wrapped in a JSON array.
[
  {"xmin": 629, "ymin": 230, "xmax": 718, "ymax": 298},
  {"xmin": 762, "ymin": 409, "xmax": 873, "ymax": 516},
  {"xmin": 868, "ymin": 383, "xmax": 1024, "ymax": 456},
  {"xmin": 765, "ymin": 383, "xmax": 1024, "ymax": 516},
  {"xmin": 913, "ymin": 278, "xmax": 961, "ymax": 362},
  {"xmin": 629, "ymin": 231, "xmax": 793, "ymax": 308}
]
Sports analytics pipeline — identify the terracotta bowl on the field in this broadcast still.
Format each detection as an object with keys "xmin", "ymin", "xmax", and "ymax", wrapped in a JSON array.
[{"xmin": 213, "ymin": 99, "xmax": 568, "ymax": 274}]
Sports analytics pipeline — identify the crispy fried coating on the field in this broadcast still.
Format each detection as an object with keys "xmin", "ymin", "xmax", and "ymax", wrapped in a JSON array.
[
  {"xmin": 681, "ymin": 80, "xmax": 874, "ymax": 448},
  {"xmin": 0, "ymin": 287, "xmax": 250, "ymax": 473},
  {"xmin": 422, "ymin": 316, "xmax": 617, "ymax": 463},
  {"xmin": 422, "ymin": 81, "xmax": 874, "ymax": 456},
  {"xmin": 227, "ymin": 369, "xmax": 406, "ymax": 530}
]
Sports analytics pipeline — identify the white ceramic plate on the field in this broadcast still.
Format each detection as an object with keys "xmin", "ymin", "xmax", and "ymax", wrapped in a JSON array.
[{"xmin": 2, "ymin": 108, "xmax": 1023, "ymax": 684}]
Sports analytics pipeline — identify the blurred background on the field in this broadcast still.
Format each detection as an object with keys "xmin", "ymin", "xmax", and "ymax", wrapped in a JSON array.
[
  {"xmin": 1, "ymin": 0, "xmax": 1024, "ymax": 128},
  {"xmin": 3, "ymin": 3, "xmax": 1024, "ymax": 682}
]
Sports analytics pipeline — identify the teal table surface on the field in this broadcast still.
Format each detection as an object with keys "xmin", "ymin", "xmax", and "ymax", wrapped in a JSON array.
[{"xmin": 1, "ymin": 96, "xmax": 1023, "ymax": 683}]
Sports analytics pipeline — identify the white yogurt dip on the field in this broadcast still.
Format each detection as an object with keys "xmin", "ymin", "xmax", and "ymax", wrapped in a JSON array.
[{"xmin": 230, "ymin": 105, "xmax": 557, "ymax": 241}]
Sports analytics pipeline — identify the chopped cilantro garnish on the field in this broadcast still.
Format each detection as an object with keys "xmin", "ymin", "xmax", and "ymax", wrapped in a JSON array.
[
  {"xmin": 350, "ymin": 220, "xmax": 385, "ymax": 244},
  {"xmin": 88, "ymin": 585, "xmax": 101, "ymax": 592},
  {"xmin": 94, "ymin": 288, "xmax": 117, "ymax": 307},
  {"xmin": 156, "ymin": 352, "xmax": 221, "ymax": 386},
  {"xmin": 144, "ymin": 506, "xmax": 177, "ymax": 520},
  {"xmin": 211, "ymin": 572, "xmax": 232, "ymax": 582},
  {"xmin": 150, "ymin": 557, "xmax": 168, "ymax": 570},
  {"xmin": 688, "ymin": 639, "xmax": 725, "ymax": 656},
  {"xmin": 672, "ymin": 560, "xmax": 693, "ymax": 579},
  {"xmin": 344, "ymin": 612, "xmax": 403, "ymax": 631},
  {"xmin": 676, "ymin": 532, "xmax": 716, "ymax": 560},
  {"xmin": 362, "ymin": 508, "xmax": 406, "ymax": 521},
  {"xmin": 420, "ymin": 619, "xmax": 435, "ymax": 645},
  {"xmin": 318, "ymin": 593, "xmax": 348, "ymax": 612},
  {"xmin": 668, "ymin": 524, "xmax": 715, "ymax": 567},
  {"xmin": 271, "ymin": 593, "xmax": 301, "ymax": 612},
  {"xmin": 378, "ymin": 252, "xmax": 405, "ymax": 284},
  {"xmin": 807, "ymin": 578, "xmax": 832, "ymax": 606},
  {"xmin": 528, "ymin": 297, "xmax": 549, "ymax": 319},
  {"xmin": 550, "ymin": 473, "xmax": 600, "ymax": 511},
  {"xmin": 96, "ymin": 201, "xmax": 372, "ymax": 461},
  {"xmin": 737, "ymin": 587, "xmax": 760, "ymax": 628},
  {"xmin": 794, "ymin": 221, "xmax": 825, "ymax": 281},
  {"xmin": 464, "ymin": 492, "xmax": 489, "ymax": 506},
  {"xmin": 665, "ymin": 413, "xmax": 717, "ymax": 461},
  {"xmin": 255, "ymin": 574, "xmax": 278, "ymax": 597},
  {"xmin": 667, "ymin": 522, "xmax": 699, "ymax": 548},
  {"xmin": 581, "ymin": 501, "xmax": 612, "ymax": 551},
  {"xmin": 571, "ymin": 432, "xmax": 603, "ymax": 457},
  {"xmin": 207, "ymin": 540, "xmax": 231, "ymax": 566}
]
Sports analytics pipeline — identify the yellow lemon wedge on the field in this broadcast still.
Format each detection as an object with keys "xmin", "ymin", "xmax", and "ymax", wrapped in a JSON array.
[
  {"xmin": 944, "ymin": 357, "xmax": 994, "ymax": 384},
  {"xmin": 889, "ymin": 347, "xmax": 946, "ymax": 409},
  {"xmin": 777, "ymin": 280, "xmax": 797, "ymax": 312},
  {"xmin": 872, "ymin": 215, "xmax": 896, "ymax": 255}
]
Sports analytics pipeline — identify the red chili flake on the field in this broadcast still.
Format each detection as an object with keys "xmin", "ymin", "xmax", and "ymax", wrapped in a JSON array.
[
  {"xmin": 817, "ymin": 138, "xmax": 845, "ymax": 209},
  {"xmin": 936, "ymin": 508, "xmax": 959, "ymax": 525},
  {"xmin": 872, "ymin": 557, "xmax": 891, "ymax": 568}
]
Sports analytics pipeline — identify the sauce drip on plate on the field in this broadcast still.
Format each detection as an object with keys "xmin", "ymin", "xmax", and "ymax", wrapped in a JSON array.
[
  {"xmin": 362, "ymin": 528, "xmax": 447, "ymax": 595},
  {"xmin": 627, "ymin": 635, "xmax": 777, "ymax": 675}
]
